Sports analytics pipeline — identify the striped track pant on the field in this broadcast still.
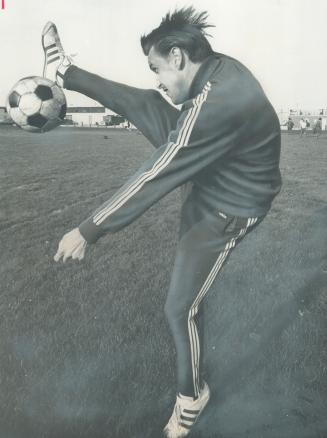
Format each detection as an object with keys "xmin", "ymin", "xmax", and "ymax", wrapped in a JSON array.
[{"xmin": 164, "ymin": 209, "xmax": 260, "ymax": 397}]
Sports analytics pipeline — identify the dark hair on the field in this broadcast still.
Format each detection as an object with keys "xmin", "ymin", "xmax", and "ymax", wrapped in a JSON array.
[{"xmin": 140, "ymin": 6, "xmax": 215, "ymax": 63}]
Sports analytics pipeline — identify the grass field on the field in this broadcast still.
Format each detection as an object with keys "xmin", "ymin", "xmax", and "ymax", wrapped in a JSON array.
[{"xmin": 0, "ymin": 126, "xmax": 327, "ymax": 438}]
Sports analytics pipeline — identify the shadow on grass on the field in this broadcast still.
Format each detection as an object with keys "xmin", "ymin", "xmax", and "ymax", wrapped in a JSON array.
[{"xmin": 215, "ymin": 273, "xmax": 326, "ymax": 402}]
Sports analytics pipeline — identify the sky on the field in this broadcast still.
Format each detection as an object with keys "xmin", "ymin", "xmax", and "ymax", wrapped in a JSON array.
[{"xmin": 0, "ymin": 0, "xmax": 326, "ymax": 114}]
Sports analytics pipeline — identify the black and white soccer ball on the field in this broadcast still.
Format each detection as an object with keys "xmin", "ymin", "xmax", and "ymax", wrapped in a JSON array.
[{"xmin": 6, "ymin": 76, "xmax": 67, "ymax": 133}]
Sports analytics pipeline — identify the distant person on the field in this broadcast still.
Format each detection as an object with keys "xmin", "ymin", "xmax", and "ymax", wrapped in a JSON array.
[
  {"xmin": 312, "ymin": 118, "xmax": 322, "ymax": 138},
  {"xmin": 286, "ymin": 117, "xmax": 294, "ymax": 133},
  {"xmin": 43, "ymin": 8, "xmax": 282, "ymax": 437},
  {"xmin": 299, "ymin": 118, "xmax": 306, "ymax": 136},
  {"xmin": 305, "ymin": 118, "xmax": 310, "ymax": 130}
]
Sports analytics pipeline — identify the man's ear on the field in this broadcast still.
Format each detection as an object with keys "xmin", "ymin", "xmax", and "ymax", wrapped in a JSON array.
[{"xmin": 170, "ymin": 47, "xmax": 185, "ymax": 70}]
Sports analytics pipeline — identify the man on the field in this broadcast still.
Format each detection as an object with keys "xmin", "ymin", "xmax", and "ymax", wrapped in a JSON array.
[
  {"xmin": 300, "ymin": 117, "xmax": 307, "ymax": 136},
  {"xmin": 286, "ymin": 117, "xmax": 294, "ymax": 133},
  {"xmin": 312, "ymin": 117, "xmax": 322, "ymax": 138},
  {"xmin": 46, "ymin": 7, "xmax": 281, "ymax": 437},
  {"xmin": 305, "ymin": 118, "xmax": 311, "ymax": 130}
]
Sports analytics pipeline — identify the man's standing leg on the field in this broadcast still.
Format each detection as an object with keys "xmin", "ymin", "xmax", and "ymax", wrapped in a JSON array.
[{"xmin": 163, "ymin": 204, "xmax": 261, "ymax": 437}]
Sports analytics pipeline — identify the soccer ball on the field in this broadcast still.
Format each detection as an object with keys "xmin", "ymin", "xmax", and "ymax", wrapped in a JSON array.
[{"xmin": 6, "ymin": 76, "xmax": 67, "ymax": 133}]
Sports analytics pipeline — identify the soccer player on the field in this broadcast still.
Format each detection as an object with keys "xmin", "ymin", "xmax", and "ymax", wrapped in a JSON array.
[
  {"xmin": 286, "ymin": 117, "xmax": 294, "ymax": 133},
  {"xmin": 312, "ymin": 118, "xmax": 322, "ymax": 138},
  {"xmin": 46, "ymin": 7, "xmax": 282, "ymax": 437},
  {"xmin": 300, "ymin": 117, "xmax": 307, "ymax": 136}
]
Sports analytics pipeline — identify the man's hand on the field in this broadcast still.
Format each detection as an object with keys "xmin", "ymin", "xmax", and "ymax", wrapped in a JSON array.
[{"xmin": 54, "ymin": 228, "xmax": 87, "ymax": 262}]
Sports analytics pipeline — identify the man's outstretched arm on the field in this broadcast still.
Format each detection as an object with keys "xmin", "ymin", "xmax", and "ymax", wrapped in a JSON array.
[{"xmin": 54, "ymin": 82, "xmax": 238, "ymax": 262}]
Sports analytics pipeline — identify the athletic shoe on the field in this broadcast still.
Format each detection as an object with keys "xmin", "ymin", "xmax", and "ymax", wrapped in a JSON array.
[
  {"xmin": 163, "ymin": 382, "xmax": 210, "ymax": 438},
  {"xmin": 42, "ymin": 21, "xmax": 75, "ymax": 86}
]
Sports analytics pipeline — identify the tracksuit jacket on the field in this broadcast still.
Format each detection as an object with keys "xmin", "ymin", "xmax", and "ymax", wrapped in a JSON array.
[{"xmin": 79, "ymin": 53, "xmax": 282, "ymax": 243}]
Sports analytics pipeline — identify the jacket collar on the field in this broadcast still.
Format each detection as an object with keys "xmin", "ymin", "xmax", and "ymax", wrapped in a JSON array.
[{"xmin": 188, "ymin": 53, "xmax": 221, "ymax": 99}]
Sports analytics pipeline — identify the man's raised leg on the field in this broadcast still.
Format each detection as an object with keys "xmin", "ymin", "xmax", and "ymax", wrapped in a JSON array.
[
  {"xmin": 64, "ymin": 67, "xmax": 180, "ymax": 148},
  {"xmin": 42, "ymin": 22, "xmax": 180, "ymax": 148}
]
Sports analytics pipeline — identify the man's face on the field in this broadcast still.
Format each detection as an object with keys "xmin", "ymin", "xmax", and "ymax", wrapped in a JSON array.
[{"xmin": 148, "ymin": 46, "xmax": 190, "ymax": 105}]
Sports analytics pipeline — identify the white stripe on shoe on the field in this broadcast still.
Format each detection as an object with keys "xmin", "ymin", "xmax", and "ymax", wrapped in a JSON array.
[
  {"xmin": 93, "ymin": 82, "xmax": 212, "ymax": 226},
  {"xmin": 188, "ymin": 217, "xmax": 258, "ymax": 397}
]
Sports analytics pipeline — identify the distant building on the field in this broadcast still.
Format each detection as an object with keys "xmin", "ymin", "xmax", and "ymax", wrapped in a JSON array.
[
  {"xmin": 66, "ymin": 106, "xmax": 107, "ymax": 126},
  {"xmin": 65, "ymin": 106, "xmax": 128, "ymax": 127},
  {"xmin": 103, "ymin": 114, "xmax": 126, "ymax": 126}
]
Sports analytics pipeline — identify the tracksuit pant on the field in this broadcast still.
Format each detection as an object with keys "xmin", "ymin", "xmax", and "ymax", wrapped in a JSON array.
[{"xmin": 64, "ymin": 66, "xmax": 263, "ymax": 398}]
